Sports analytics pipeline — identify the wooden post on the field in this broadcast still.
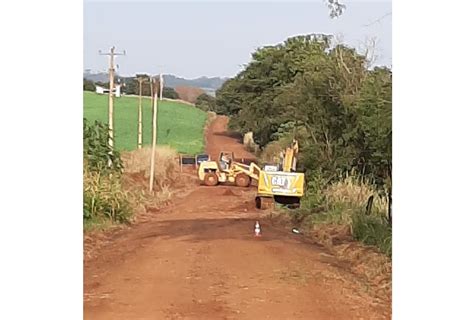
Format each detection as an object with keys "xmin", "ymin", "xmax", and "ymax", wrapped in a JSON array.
[
  {"xmin": 99, "ymin": 46, "xmax": 125, "ymax": 166},
  {"xmin": 137, "ymin": 77, "xmax": 144, "ymax": 149},
  {"xmin": 150, "ymin": 76, "xmax": 154, "ymax": 138},
  {"xmin": 149, "ymin": 80, "xmax": 158, "ymax": 193},
  {"xmin": 98, "ymin": 46, "xmax": 125, "ymax": 149},
  {"xmin": 107, "ymin": 47, "xmax": 115, "ymax": 150},
  {"xmin": 159, "ymin": 73, "xmax": 164, "ymax": 101}
]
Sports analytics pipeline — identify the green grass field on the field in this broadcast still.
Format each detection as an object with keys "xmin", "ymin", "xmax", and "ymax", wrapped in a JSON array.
[{"xmin": 83, "ymin": 91, "xmax": 207, "ymax": 154}]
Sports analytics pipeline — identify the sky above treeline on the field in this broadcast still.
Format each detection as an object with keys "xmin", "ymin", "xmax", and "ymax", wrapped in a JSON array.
[{"xmin": 84, "ymin": 1, "xmax": 392, "ymax": 78}]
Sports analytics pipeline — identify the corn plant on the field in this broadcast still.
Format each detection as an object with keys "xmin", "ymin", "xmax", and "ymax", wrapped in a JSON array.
[
  {"xmin": 83, "ymin": 119, "xmax": 130, "ymax": 226},
  {"xmin": 83, "ymin": 119, "xmax": 123, "ymax": 173}
]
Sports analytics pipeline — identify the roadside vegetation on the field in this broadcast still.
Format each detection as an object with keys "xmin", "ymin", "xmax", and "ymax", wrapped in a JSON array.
[
  {"xmin": 214, "ymin": 34, "xmax": 392, "ymax": 256},
  {"xmin": 83, "ymin": 119, "xmax": 131, "ymax": 230},
  {"xmin": 83, "ymin": 119, "xmax": 186, "ymax": 231},
  {"xmin": 83, "ymin": 91, "xmax": 207, "ymax": 154},
  {"xmin": 121, "ymin": 146, "xmax": 178, "ymax": 197},
  {"xmin": 293, "ymin": 173, "xmax": 391, "ymax": 256},
  {"xmin": 83, "ymin": 81, "xmax": 211, "ymax": 232},
  {"xmin": 195, "ymin": 93, "xmax": 216, "ymax": 112}
]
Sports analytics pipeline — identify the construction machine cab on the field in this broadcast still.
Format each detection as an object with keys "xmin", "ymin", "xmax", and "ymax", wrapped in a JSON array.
[
  {"xmin": 218, "ymin": 151, "xmax": 234, "ymax": 171},
  {"xmin": 262, "ymin": 163, "xmax": 279, "ymax": 172}
]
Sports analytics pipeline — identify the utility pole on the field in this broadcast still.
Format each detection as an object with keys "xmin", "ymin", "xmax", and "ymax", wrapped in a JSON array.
[
  {"xmin": 159, "ymin": 73, "xmax": 164, "ymax": 101},
  {"xmin": 136, "ymin": 76, "xmax": 146, "ymax": 149},
  {"xmin": 149, "ymin": 75, "xmax": 154, "ymax": 135},
  {"xmin": 149, "ymin": 78, "xmax": 158, "ymax": 193},
  {"xmin": 99, "ymin": 46, "xmax": 125, "ymax": 150}
]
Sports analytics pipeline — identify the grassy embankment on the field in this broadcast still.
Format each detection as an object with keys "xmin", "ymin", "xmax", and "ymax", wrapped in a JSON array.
[{"xmin": 83, "ymin": 91, "xmax": 207, "ymax": 154}]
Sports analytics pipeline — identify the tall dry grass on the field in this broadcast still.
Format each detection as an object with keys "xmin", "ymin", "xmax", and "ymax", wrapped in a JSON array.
[
  {"xmin": 83, "ymin": 164, "xmax": 132, "ymax": 229},
  {"xmin": 325, "ymin": 173, "xmax": 389, "ymax": 215},
  {"xmin": 121, "ymin": 146, "xmax": 179, "ymax": 191},
  {"xmin": 207, "ymin": 111, "xmax": 217, "ymax": 123},
  {"xmin": 324, "ymin": 175, "xmax": 391, "ymax": 256},
  {"xmin": 115, "ymin": 146, "xmax": 185, "ymax": 223},
  {"xmin": 297, "ymin": 172, "xmax": 392, "ymax": 256}
]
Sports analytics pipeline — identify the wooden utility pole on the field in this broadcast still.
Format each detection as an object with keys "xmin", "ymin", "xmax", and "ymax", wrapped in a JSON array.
[
  {"xmin": 149, "ymin": 78, "xmax": 158, "ymax": 193},
  {"xmin": 159, "ymin": 73, "xmax": 164, "ymax": 101},
  {"xmin": 150, "ymin": 76, "xmax": 154, "ymax": 135},
  {"xmin": 136, "ymin": 76, "xmax": 146, "ymax": 149},
  {"xmin": 99, "ymin": 46, "xmax": 125, "ymax": 150}
]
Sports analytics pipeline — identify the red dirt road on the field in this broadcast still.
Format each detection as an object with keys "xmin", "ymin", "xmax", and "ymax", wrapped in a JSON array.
[
  {"xmin": 84, "ymin": 116, "xmax": 389, "ymax": 319},
  {"xmin": 204, "ymin": 116, "xmax": 256, "ymax": 162}
]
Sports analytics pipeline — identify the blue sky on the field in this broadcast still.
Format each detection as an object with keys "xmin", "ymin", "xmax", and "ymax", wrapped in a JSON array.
[{"xmin": 84, "ymin": 1, "xmax": 391, "ymax": 78}]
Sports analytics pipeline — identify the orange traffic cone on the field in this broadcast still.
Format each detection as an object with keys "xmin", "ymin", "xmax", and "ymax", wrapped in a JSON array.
[{"xmin": 254, "ymin": 221, "xmax": 261, "ymax": 237}]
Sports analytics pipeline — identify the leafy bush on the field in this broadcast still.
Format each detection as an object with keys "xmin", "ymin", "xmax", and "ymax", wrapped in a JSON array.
[
  {"xmin": 195, "ymin": 93, "xmax": 216, "ymax": 112},
  {"xmin": 163, "ymin": 87, "xmax": 179, "ymax": 99},
  {"xmin": 83, "ymin": 78, "xmax": 96, "ymax": 92},
  {"xmin": 301, "ymin": 169, "xmax": 328, "ymax": 211},
  {"xmin": 83, "ymin": 119, "xmax": 131, "ymax": 227},
  {"xmin": 352, "ymin": 212, "xmax": 392, "ymax": 256},
  {"xmin": 83, "ymin": 119, "xmax": 123, "ymax": 173},
  {"xmin": 294, "ymin": 173, "xmax": 391, "ymax": 256}
]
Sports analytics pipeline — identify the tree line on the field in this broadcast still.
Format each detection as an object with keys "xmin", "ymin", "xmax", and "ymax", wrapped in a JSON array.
[
  {"xmin": 211, "ymin": 34, "xmax": 391, "ymax": 189},
  {"xmin": 83, "ymin": 77, "xmax": 179, "ymax": 100}
]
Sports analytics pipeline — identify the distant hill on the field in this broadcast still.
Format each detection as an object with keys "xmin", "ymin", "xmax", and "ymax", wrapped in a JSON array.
[
  {"xmin": 83, "ymin": 71, "xmax": 227, "ymax": 94},
  {"xmin": 162, "ymin": 75, "xmax": 227, "ymax": 91},
  {"xmin": 83, "ymin": 71, "xmax": 109, "ymax": 83}
]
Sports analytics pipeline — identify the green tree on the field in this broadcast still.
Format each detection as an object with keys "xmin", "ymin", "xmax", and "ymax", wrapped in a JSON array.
[
  {"xmin": 217, "ymin": 34, "xmax": 333, "ymax": 146},
  {"xmin": 83, "ymin": 78, "xmax": 96, "ymax": 92},
  {"xmin": 352, "ymin": 67, "xmax": 392, "ymax": 184},
  {"xmin": 214, "ymin": 33, "xmax": 391, "ymax": 185},
  {"xmin": 195, "ymin": 93, "xmax": 216, "ymax": 112},
  {"xmin": 163, "ymin": 87, "xmax": 179, "ymax": 99}
]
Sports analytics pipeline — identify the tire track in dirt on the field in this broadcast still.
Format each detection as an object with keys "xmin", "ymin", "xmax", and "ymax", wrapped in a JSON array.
[{"xmin": 84, "ymin": 116, "xmax": 390, "ymax": 319}]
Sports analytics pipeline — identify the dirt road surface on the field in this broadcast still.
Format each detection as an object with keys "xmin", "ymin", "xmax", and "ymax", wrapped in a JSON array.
[
  {"xmin": 204, "ymin": 116, "xmax": 256, "ymax": 162},
  {"xmin": 84, "ymin": 116, "xmax": 389, "ymax": 319}
]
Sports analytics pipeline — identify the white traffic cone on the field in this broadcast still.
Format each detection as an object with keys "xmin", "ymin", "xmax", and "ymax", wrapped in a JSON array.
[{"xmin": 254, "ymin": 221, "xmax": 261, "ymax": 237}]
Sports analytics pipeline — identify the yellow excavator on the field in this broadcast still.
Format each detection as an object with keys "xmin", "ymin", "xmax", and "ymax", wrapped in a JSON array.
[
  {"xmin": 255, "ymin": 139, "xmax": 304, "ymax": 209},
  {"xmin": 197, "ymin": 139, "xmax": 304, "ymax": 209}
]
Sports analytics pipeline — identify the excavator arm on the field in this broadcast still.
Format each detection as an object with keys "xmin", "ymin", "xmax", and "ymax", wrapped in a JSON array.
[
  {"xmin": 232, "ymin": 161, "xmax": 261, "ymax": 181},
  {"xmin": 282, "ymin": 139, "xmax": 299, "ymax": 172}
]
